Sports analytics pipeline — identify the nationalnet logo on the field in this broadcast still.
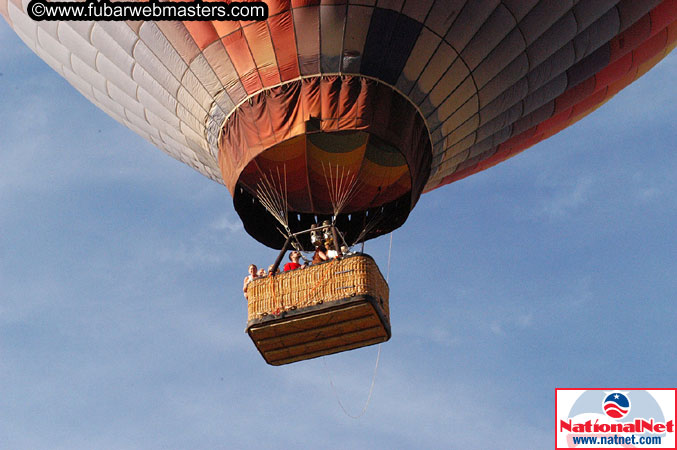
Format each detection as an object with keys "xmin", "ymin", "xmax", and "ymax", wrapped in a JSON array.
[
  {"xmin": 604, "ymin": 392, "xmax": 631, "ymax": 419},
  {"xmin": 556, "ymin": 389, "xmax": 676, "ymax": 449}
]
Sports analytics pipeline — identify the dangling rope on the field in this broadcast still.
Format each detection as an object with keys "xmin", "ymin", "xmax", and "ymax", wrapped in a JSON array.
[
  {"xmin": 324, "ymin": 232, "xmax": 393, "ymax": 418},
  {"xmin": 387, "ymin": 232, "xmax": 393, "ymax": 282},
  {"xmin": 323, "ymin": 344, "xmax": 381, "ymax": 419}
]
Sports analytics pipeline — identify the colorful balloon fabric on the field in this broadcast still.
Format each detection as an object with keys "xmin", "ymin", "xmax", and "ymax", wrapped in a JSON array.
[{"xmin": 3, "ymin": 0, "xmax": 676, "ymax": 247}]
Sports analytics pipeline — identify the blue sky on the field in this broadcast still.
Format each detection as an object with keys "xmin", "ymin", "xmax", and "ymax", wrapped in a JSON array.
[{"xmin": 1, "ymin": 20, "xmax": 676, "ymax": 450}]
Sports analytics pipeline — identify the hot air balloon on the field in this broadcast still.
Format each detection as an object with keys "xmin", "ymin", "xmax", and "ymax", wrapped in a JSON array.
[{"xmin": 3, "ymin": 0, "xmax": 676, "ymax": 364}]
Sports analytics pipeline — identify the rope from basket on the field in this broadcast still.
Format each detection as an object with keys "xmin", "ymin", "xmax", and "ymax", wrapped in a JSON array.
[
  {"xmin": 259, "ymin": 274, "xmax": 283, "ymax": 317},
  {"xmin": 302, "ymin": 259, "xmax": 339, "ymax": 308},
  {"xmin": 387, "ymin": 232, "xmax": 393, "ymax": 282},
  {"xmin": 270, "ymin": 275, "xmax": 279, "ymax": 313},
  {"xmin": 323, "ymin": 342, "xmax": 381, "ymax": 419},
  {"xmin": 324, "ymin": 233, "xmax": 391, "ymax": 418},
  {"xmin": 261, "ymin": 260, "xmax": 338, "ymax": 317}
]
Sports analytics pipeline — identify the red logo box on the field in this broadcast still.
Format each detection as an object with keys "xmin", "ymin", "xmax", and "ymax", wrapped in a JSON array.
[{"xmin": 556, "ymin": 389, "xmax": 676, "ymax": 449}]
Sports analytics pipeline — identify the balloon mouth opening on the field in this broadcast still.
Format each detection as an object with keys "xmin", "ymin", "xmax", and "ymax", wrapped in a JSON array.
[
  {"xmin": 233, "ymin": 184, "xmax": 413, "ymax": 249},
  {"xmin": 233, "ymin": 129, "xmax": 416, "ymax": 249},
  {"xmin": 218, "ymin": 75, "xmax": 432, "ymax": 249}
]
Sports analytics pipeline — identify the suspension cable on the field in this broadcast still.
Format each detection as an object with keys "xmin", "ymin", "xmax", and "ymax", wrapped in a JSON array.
[
  {"xmin": 387, "ymin": 232, "xmax": 393, "ymax": 282},
  {"xmin": 254, "ymin": 165, "xmax": 306, "ymax": 252}
]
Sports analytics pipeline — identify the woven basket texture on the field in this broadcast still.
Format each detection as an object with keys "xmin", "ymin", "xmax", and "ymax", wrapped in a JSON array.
[{"xmin": 246, "ymin": 254, "xmax": 389, "ymax": 321}]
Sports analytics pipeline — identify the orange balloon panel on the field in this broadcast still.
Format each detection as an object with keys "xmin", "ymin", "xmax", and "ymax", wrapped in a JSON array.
[
  {"xmin": 239, "ymin": 129, "xmax": 412, "ymax": 217},
  {"xmin": 3, "ymin": 0, "xmax": 675, "ymax": 248}
]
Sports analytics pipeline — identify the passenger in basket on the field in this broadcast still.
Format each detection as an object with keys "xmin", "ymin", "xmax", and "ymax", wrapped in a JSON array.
[
  {"xmin": 267, "ymin": 264, "xmax": 279, "ymax": 276},
  {"xmin": 325, "ymin": 239, "xmax": 339, "ymax": 259},
  {"xmin": 283, "ymin": 251, "xmax": 305, "ymax": 271},
  {"xmin": 257, "ymin": 268, "xmax": 266, "ymax": 277},
  {"xmin": 340, "ymin": 245, "xmax": 353, "ymax": 256},
  {"xmin": 312, "ymin": 244, "xmax": 328, "ymax": 265},
  {"xmin": 243, "ymin": 264, "xmax": 258, "ymax": 299}
]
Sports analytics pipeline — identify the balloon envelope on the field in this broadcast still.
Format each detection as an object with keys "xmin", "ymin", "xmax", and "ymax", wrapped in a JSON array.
[{"xmin": 3, "ymin": 0, "xmax": 675, "ymax": 247}]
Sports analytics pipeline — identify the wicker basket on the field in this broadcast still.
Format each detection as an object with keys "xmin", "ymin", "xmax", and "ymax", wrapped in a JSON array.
[{"xmin": 245, "ymin": 253, "xmax": 390, "ymax": 365}]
